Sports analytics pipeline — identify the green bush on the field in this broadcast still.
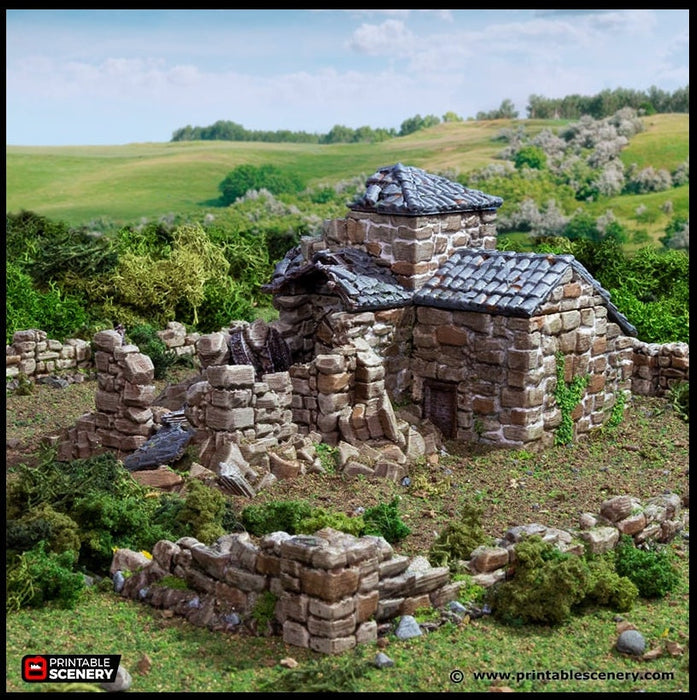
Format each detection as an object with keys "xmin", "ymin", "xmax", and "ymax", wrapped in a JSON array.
[
  {"xmin": 297, "ymin": 509, "xmax": 365, "ymax": 537},
  {"xmin": 429, "ymin": 503, "xmax": 491, "ymax": 571},
  {"xmin": 218, "ymin": 164, "xmax": 305, "ymax": 206},
  {"xmin": 6, "ymin": 261, "xmax": 91, "ymax": 344},
  {"xmin": 614, "ymin": 535, "xmax": 680, "ymax": 598},
  {"xmin": 241, "ymin": 500, "xmax": 315, "ymax": 537},
  {"xmin": 363, "ymin": 497, "xmax": 411, "ymax": 544},
  {"xmin": 7, "ymin": 503, "xmax": 82, "ymax": 558},
  {"xmin": 585, "ymin": 554, "xmax": 638, "ymax": 611},
  {"xmin": 487, "ymin": 536, "xmax": 590, "ymax": 625},
  {"xmin": 6, "ymin": 542, "xmax": 85, "ymax": 612},
  {"xmin": 176, "ymin": 479, "xmax": 227, "ymax": 545},
  {"xmin": 669, "ymin": 381, "xmax": 689, "ymax": 422}
]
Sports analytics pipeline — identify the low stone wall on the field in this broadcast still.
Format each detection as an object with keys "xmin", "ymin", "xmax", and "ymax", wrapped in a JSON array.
[
  {"xmin": 5, "ymin": 322, "xmax": 198, "ymax": 381},
  {"xmin": 113, "ymin": 527, "xmax": 456, "ymax": 655},
  {"xmin": 112, "ymin": 491, "xmax": 686, "ymax": 655},
  {"xmin": 631, "ymin": 340, "xmax": 689, "ymax": 397},
  {"xmin": 5, "ymin": 329, "xmax": 92, "ymax": 379}
]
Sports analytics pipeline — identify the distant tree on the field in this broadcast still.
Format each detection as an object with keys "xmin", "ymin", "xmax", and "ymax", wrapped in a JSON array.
[
  {"xmin": 477, "ymin": 99, "xmax": 519, "ymax": 120},
  {"xmin": 399, "ymin": 114, "xmax": 441, "ymax": 136},
  {"xmin": 442, "ymin": 111, "xmax": 463, "ymax": 122},
  {"xmin": 218, "ymin": 164, "xmax": 304, "ymax": 206},
  {"xmin": 514, "ymin": 146, "xmax": 547, "ymax": 171}
]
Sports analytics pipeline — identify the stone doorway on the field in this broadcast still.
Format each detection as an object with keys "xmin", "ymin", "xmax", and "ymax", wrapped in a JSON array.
[{"xmin": 423, "ymin": 379, "xmax": 457, "ymax": 439}]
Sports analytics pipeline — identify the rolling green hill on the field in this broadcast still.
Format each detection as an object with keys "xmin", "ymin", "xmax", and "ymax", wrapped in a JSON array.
[{"xmin": 6, "ymin": 114, "xmax": 689, "ymax": 238}]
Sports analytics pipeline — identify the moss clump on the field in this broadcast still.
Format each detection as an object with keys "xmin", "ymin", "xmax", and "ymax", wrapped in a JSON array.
[
  {"xmin": 7, "ymin": 503, "xmax": 82, "ymax": 557},
  {"xmin": 614, "ymin": 535, "xmax": 680, "ymax": 598},
  {"xmin": 241, "ymin": 500, "xmax": 315, "ymax": 536},
  {"xmin": 177, "ymin": 479, "xmax": 227, "ymax": 545},
  {"xmin": 428, "ymin": 503, "xmax": 491, "ymax": 571},
  {"xmin": 298, "ymin": 509, "xmax": 365, "ymax": 537},
  {"xmin": 487, "ymin": 536, "xmax": 590, "ymax": 625}
]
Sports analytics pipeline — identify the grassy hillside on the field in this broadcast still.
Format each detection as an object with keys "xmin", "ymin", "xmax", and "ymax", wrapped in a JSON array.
[{"xmin": 6, "ymin": 115, "xmax": 689, "ymax": 234}]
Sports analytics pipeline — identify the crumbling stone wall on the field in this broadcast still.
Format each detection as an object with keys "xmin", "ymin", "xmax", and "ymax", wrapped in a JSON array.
[
  {"xmin": 57, "ymin": 330, "xmax": 157, "ymax": 461},
  {"xmin": 5, "ymin": 329, "xmax": 91, "ymax": 379},
  {"xmin": 112, "ymin": 491, "xmax": 685, "ymax": 654},
  {"xmin": 631, "ymin": 340, "xmax": 689, "ymax": 397},
  {"xmin": 113, "ymin": 526, "xmax": 455, "ymax": 654}
]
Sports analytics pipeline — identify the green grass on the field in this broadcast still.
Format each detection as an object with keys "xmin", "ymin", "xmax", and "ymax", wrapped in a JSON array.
[{"xmin": 7, "ymin": 115, "xmax": 687, "ymax": 229}]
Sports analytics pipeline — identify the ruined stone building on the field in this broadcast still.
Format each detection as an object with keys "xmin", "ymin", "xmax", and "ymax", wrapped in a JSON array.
[{"xmin": 263, "ymin": 162, "xmax": 642, "ymax": 450}]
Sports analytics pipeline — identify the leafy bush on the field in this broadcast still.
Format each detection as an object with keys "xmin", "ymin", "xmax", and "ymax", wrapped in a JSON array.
[
  {"xmin": 7, "ymin": 503, "xmax": 81, "ymax": 558},
  {"xmin": 429, "ymin": 503, "xmax": 491, "ymax": 571},
  {"xmin": 241, "ymin": 500, "xmax": 315, "ymax": 537},
  {"xmin": 614, "ymin": 535, "xmax": 680, "ymax": 598},
  {"xmin": 6, "ymin": 542, "xmax": 85, "ymax": 612},
  {"xmin": 6, "ymin": 261, "xmax": 91, "ymax": 343},
  {"xmin": 362, "ymin": 497, "xmax": 411, "ymax": 544},
  {"xmin": 297, "ymin": 509, "xmax": 365, "ymax": 537},
  {"xmin": 487, "ymin": 536, "xmax": 590, "ymax": 625},
  {"xmin": 585, "ymin": 554, "xmax": 638, "ymax": 611},
  {"xmin": 175, "ymin": 479, "xmax": 227, "ymax": 545}
]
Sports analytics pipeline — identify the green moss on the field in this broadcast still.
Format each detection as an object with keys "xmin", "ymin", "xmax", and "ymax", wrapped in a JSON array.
[
  {"xmin": 554, "ymin": 352, "xmax": 589, "ymax": 446},
  {"xmin": 614, "ymin": 535, "xmax": 680, "ymax": 598}
]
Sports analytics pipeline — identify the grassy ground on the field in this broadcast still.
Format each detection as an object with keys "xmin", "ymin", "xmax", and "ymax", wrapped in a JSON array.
[{"xmin": 5, "ymin": 371, "xmax": 689, "ymax": 692}]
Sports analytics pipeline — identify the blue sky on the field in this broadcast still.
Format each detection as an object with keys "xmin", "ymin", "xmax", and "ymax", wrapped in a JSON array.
[{"xmin": 5, "ymin": 9, "xmax": 689, "ymax": 146}]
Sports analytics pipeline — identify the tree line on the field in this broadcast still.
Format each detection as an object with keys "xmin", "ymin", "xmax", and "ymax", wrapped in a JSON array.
[{"xmin": 170, "ymin": 85, "xmax": 688, "ymax": 144}]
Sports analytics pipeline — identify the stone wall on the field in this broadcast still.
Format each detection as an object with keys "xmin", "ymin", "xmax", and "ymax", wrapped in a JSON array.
[
  {"xmin": 5, "ymin": 322, "xmax": 197, "ymax": 381},
  {"xmin": 323, "ymin": 210, "xmax": 498, "ymax": 290},
  {"xmin": 5, "ymin": 329, "xmax": 92, "ymax": 379},
  {"xmin": 111, "ymin": 491, "xmax": 685, "ymax": 654},
  {"xmin": 631, "ymin": 340, "xmax": 689, "ymax": 397},
  {"xmin": 113, "ymin": 526, "xmax": 456, "ymax": 654},
  {"xmin": 410, "ymin": 271, "xmax": 634, "ymax": 449}
]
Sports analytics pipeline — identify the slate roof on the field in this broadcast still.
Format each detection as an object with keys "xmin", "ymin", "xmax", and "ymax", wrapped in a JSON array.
[
  {"xmin": 413, "ymin": 249, "xmax": 637, "ymax": 336},
  {"xmin": 349, "ymin": 162, "xmax": 503, "ymax": 216},
  {"xmin": 262, "ymin": 246, "xmax": 413, "ymax": 311}
]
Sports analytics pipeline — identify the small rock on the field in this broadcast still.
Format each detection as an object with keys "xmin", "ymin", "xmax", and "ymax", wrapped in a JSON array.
[
  {"xmin": 641, "ymin": 647, "xmax": 663, "ymax": 661},
  {"xmin": 99, "ymin": 664, "xmax": 132, "ymax": 692},
  {"xmin": 112, "ymin": 571, "xmax": 125, "ymax": 594},
  {"xmin": 280, "ymin": 657, "xmax": 298, "ymax": 669},
  {"xmin": 395, "ymin": 615, "xmax": 422, "ymax": 640},
  {"xmin": 617, "ymin": 629, "xmax": 646, "ymax": 656},
  {"xmin": 374, "ymin": 652, "xmax": 394, "ymax": 668}
]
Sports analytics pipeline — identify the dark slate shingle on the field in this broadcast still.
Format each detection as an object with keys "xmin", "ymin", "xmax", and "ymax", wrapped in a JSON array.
[
  {"xmin": 414, "ymin": 249, "xmax": 637, "ymax": 336},
  {"xmin": 262, "ymin": 247, "xmax": 412, "ymax": 311},
  {"xmin": 349, "ymin": 162, "xmax": 503, "ymax": 215}
]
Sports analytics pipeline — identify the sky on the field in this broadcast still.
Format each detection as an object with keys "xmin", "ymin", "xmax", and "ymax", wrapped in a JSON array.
[{"xmin": 5, "ymin": 9, "xmax": 690, "ymax": 147}]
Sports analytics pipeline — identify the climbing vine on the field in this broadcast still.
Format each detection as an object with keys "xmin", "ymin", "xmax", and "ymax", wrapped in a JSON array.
[
  {"xmin": 607, "ymin": 389, "xmax": 627, "ymax": 429},
  {"xmin": 554, "ymin": 352, "xmax": 589, "ymax": 446}
]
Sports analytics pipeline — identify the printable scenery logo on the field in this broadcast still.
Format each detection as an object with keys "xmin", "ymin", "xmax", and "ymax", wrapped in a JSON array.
[{"xmin": 22, "ymin": 655, "xmax": 121, "ymax": 683}]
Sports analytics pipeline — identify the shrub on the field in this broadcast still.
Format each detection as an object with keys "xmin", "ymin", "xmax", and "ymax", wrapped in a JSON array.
[
  {"xmin": 669, "ymin": 381, "xmax": 689, "ymax": 422},
  {"xmin": 585, "ymin": 554, "xmax": 638, "ymax": 611},
  {"xmin": 6, "ymin": 542, "xmax": 85, "ymax": 612},
  {"xmin": 429, "ymin": 503, "xmax": 491, "ymax": 571},
  {"xmin": 297, "ymin": 509, "xmax": 365, "ymax": 537},
  {"xmin": 176, "ymin": 479, "xmax": 227, "ymax": 545},
  {"xmin": 362, "ymin": 497, "xmax": 411, "ymax": 544},
  {"xmin": 7, "ymin": 503, "xmax": 82, "ymax": 557},
  {"xmin": 241, "ymin": 500, "xmax": 315, "ymax": 537},
  {"xmin": 218, "ymin": 164, "xmax": 304, "ymax": 206},
  {"xmin": 487, "ymin": 536, "xmax": 590, "ymax": 625},
  {"xmin": 614, "ymin": 535, "xmax": 680, "ymax": 598}
]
